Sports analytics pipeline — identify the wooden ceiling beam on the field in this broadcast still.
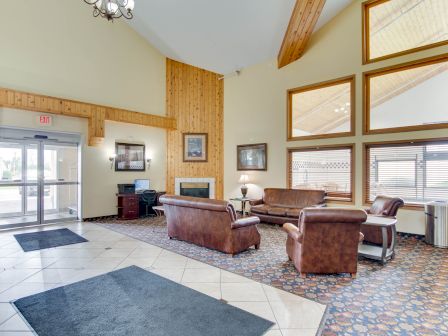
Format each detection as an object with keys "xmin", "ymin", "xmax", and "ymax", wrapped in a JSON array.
[{"xmin": 278, "ymin": 0, "xmax": 326, "ymax": 69}]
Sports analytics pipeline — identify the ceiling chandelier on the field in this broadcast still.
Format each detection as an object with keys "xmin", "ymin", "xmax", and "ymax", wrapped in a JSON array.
[{"xmin": 83, "ymin": 0, "xmax": 135, "ymax": 21}]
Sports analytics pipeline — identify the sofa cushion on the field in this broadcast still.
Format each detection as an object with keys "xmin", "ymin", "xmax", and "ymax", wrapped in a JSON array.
[
  {"xmin": 268, "ymin": 207, "xmax": 287, "ymax": 216},
  {"xmin": 286, "ymin": 208, "xmax": 301, "ymax": 218},
  {"xmin": 251, "ymin": 204, "xmax": 270, "ymax": 215}
]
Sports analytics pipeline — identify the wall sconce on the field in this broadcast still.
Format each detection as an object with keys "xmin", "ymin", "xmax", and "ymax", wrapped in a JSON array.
[{"xmin": 109, "ymin": 154, "xmax": 116, "ymax": 169}]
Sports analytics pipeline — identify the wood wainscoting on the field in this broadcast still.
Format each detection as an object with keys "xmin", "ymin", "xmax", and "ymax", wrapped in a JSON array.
[{"xmin": 166, "ymin": 59, "xmax": 224, "ymax": 199}]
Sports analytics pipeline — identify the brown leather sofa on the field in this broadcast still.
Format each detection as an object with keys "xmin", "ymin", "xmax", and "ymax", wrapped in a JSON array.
[
  {"xmin": 283, "ymin": 208, "xmax": 367, "ymax": 278},
  {"xmin": 159, "ymin": 195, "xmax": 261, "ymax": 255},
  {"xmin": 249, "ymin": 188, "xmax": 326, "ymax": 224},
  {"xmin": 361, "ymin": 196, "xmax": 404, "ymax": 246}
]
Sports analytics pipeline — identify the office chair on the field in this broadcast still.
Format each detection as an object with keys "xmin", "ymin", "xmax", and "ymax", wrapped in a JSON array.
[{"xmin": 141, "ymin": 190, "xmax": 158, "ymax": 217}]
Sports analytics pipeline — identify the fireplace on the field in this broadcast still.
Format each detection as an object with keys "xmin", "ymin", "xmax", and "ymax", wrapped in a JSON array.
[
  {"xmin": 175, "ymin": 177, "xmax": 215, "ymax": 199},
  {"xmin": 180, "ymin": 182, "xmax": 210, "ymax": 198}
]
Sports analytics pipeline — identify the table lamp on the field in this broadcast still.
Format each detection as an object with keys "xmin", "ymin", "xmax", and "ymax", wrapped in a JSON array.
[{"xmin": 238, "ymin": 174, "xmax": 249, "ymax": 198}]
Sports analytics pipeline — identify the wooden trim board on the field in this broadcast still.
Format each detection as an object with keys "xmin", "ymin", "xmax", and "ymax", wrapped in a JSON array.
[{"xmin": 0, "ymin": 88, "xmax": 177, "ymax": 146}]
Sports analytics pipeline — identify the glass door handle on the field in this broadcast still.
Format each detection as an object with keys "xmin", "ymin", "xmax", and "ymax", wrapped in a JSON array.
[{"xmin": 58, "ymin": 179, "xmax": 65, "ymax": 181}]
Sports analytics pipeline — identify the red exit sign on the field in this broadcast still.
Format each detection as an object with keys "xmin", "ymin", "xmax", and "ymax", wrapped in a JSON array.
[{"xmin": 38, "ymin": 115, "xmax": 52, "ymax": 126}]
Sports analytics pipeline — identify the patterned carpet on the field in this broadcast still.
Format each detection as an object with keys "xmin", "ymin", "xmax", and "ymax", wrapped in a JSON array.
[{"xmin": 90, "ymin": 217, "xmax": 448, "ymax": 336}]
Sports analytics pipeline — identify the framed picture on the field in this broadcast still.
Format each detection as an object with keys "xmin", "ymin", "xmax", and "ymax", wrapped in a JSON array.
[
  {"xmin": 115, "ymin": 142, "xmax": 145, "ymax": 171},
  {"xmin": 237, "ymin": 143, "xmax": 267, "ymax": 171},
  {"xmin": 183, "ymin": 133, "xmax": 208, "ymax": 162}
]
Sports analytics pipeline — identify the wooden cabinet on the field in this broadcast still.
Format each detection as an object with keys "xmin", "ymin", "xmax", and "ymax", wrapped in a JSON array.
[{"xmin": 117, "ymin": 194, "xmax": 139, "ymax": 220}]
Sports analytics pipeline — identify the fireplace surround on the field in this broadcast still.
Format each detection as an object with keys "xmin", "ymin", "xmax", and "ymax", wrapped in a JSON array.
[{"xmin": 175, "ymin": 177, "xmax": 215, "ymax": 199}]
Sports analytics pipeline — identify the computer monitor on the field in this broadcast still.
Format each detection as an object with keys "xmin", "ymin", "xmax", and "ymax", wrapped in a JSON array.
[{"xmin": 134, "ymin": 179, "xmax": 150, "ymax": 193}]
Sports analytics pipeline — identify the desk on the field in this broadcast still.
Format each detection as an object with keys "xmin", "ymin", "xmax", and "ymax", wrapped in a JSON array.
[
  {"xmin": 117, "ymin": 192, "xmax": 166, "ymax": 220},
  {"xmin": 117, "ymin": 194, "xmax": 139, "ymax": 220},
  {"xmin": 229, "ymin": 197, "xmax": 253, "ymax": 217},
  {"xmin": 358, "ymin": 215, "xmax": 397, "ymax": 264}
]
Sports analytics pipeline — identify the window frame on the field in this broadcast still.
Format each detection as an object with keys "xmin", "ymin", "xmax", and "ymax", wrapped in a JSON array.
[
  {"xmin": 287, "ymin": 75, "xmax": 356, "ymax": 141},
  {"xmin": 363, "ymin": 138, "xmax": 448, "ymax": 210},
  {"xmin": 287, "ymin": 143, "xmax": 356, "ymax": 204},
  {"xmin": 363, "ymin": 53, "xmax": 448, "ymax": 135},
  {"xmin": 362, "ymin": 0, "xmax": 448, "ymax": 64}
]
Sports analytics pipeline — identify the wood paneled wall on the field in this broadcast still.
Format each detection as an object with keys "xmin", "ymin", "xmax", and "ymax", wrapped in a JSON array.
[
  {"xmin": 166, "ymin": 59, "xmax": 224, "ymax": 199},
  {"xmin": 0, "ymin": 88, "xmax": 176, "ymax": 146}
]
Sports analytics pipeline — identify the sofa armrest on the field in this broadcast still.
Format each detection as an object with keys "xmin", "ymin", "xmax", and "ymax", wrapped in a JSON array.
[
  {"xmin": 249, "ymin": 199, "xmax": 263, "ymax": 206},
  {"xmin": 282, "ymin": 223, "xmax": 303, "ymax": 243},
  {"xmin": 231, "ymin": 216, "xmax": 260, "ymax": 229}
]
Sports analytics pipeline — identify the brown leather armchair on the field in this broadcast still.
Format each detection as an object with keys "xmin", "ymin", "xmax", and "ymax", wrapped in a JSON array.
[
  {"xmin": 160, "ymin": 195, "xmax": 261, "ymax": 255},
  {"xmin": 283, "ymin": 208, "xmax": 367, "ymax": 278},
  {"xmin": 361, "ymin": 196, "xmax": 404, "ymax": 246}
]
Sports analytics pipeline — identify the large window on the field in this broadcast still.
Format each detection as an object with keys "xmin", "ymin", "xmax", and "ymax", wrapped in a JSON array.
[
  {"xmin": 363, "ymin": 0, "xmax": 448, "ymax": 63},
  {"xmin": 288, "ymin": 145, "xmax": 354, "ymax": 202},
  {"xmin": 364, "ymin": 54, "xmax": 448, "ymax": 134},
  {"xmin": 287, "ymin": 76, "xmax": 355, "ymax": 141},
  {"xmin": 364, "ymin": 140, "xmax": 448, "ymax": 206}
]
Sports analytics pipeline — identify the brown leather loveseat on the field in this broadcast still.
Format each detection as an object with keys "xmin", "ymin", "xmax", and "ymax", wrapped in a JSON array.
[
  {"xmin": 160, "ymin": 195, "xmax": 261, "ymax": 255},
  {"xmin": 283, "ymin": 208, "xmax": 367, "ymax": 278},
  {"xmin": 249, "ymin": 188, "xmax": 326, "ymax": 224}
]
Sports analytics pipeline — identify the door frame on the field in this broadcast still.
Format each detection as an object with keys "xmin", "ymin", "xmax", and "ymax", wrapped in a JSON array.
[{"xmin": 0, "ymin": 127, "xmax": 82, "ymax": 230}]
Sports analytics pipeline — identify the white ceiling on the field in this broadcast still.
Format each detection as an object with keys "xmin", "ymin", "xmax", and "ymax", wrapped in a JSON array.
[{"xmin": 128, "ymin": 0, "xmax": 352, "ymax": 74}]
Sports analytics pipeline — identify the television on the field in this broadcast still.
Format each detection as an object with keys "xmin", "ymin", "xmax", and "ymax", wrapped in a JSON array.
[{"xmin": 134, "ymin": 179, "xmax": 150, "ymax": 193}]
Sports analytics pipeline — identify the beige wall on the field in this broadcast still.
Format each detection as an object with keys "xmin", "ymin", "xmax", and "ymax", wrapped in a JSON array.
[
  {"xmin": 224, "ymin": 0, "xmax": 448, "ymax": 234},
  {"xmin": 0, "ymin": 0, "xmax": 167, "ymax": 218}
]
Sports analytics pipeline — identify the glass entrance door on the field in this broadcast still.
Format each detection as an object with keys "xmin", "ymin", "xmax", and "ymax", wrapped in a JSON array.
[
  {"xmin": 43, "ymin": 143, "xmax": 79, "ymax": 222},
  {"xmin": 0, "ymin": 141, "xmax": 39, "ymax": 228},
  {"xmin": 0, "ymin": 138, "xmax": 80, "ymax": 229}
]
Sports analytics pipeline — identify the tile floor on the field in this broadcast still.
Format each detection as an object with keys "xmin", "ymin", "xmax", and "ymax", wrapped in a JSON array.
[{"xmin": 0, "ymin": 221, "xmax": 326, "ymax": 336}]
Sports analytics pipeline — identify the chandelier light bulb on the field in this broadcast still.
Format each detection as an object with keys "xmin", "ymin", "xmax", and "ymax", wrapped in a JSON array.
[
  {"xmin": 125, "ymin": 0, "xmax": 135, "ymax": 11},
  {"xmin": 107, "ymin": 2, "xmax": 119, "ymax": 14}
]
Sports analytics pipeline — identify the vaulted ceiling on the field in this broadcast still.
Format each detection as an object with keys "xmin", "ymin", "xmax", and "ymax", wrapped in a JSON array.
[{"xmin": 128, "ymin": 0, "xmax": 352, "ymax": 74}]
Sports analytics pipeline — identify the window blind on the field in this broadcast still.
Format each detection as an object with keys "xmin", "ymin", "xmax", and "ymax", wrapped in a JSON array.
[
  {"xmin": 366, "ymin": 141, "xmax": 448, "ymax": 205},
  {"xmin": 288, "ymin": 146, "xmax": 353, "ymax": 202}
]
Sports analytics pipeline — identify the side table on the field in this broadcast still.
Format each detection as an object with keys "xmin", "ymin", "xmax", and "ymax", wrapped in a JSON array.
[
  {"xmin": 152, "ymin": 205, "xmax": 165, "ymax": 217},
  {"xmin": 358, "ymin": 215, "xmax": 397, "ymax": 264},
  {"xmin": 229, "ymin": 197, "xmax": 252, "ymax": 217}
]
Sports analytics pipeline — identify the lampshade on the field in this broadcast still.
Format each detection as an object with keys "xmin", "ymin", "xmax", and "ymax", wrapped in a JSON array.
[{"xmin": 238, "ymin": 174, "xmax": 249, "ymax": 184}]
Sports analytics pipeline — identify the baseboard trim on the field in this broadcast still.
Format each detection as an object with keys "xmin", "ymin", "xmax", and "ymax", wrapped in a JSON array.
[{"xmin": 83, "ymin": 215, "xmax": 117, "ymax": 222}]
